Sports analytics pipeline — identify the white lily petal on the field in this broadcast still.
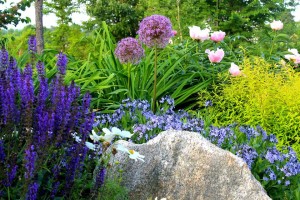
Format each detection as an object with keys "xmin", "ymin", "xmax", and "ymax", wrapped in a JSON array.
[
  {"xmin": 118, "ymin": 130, "xmax": 133, "ymax": 138},
  {"xmin": 85, "ymin": 141, "xmax": 96, "ymax": 151},
  {"xmin": 111, "ymin": 127, "xmax": 122, "ymax": 135}
]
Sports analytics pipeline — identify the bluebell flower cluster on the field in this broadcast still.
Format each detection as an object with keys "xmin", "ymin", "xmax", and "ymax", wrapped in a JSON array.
[
  {"xmin": 209, "ymin": 126, "xmax": 235, "ymax": 147},
  {"xmin": 236, "ymin": 144, "xmax": 258, "ymax": 169}
]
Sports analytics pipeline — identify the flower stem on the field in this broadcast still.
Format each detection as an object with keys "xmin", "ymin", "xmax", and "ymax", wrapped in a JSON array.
[
  {"xmin": 152, "ymin": 46, "xmax": 158, "ymax": 113},
  {"xmin": 127, "ymin": 63, "xmax": 131, "ymax": 97}
]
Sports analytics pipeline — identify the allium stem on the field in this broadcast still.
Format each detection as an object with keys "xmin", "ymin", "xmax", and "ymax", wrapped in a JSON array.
[
  {"xmin": 152, "ymin": 46, "xmax": 158, "ymax": 113},
  {"xmin": 127, "ymin": 63, "xmax": 131, "ymax": 97}
]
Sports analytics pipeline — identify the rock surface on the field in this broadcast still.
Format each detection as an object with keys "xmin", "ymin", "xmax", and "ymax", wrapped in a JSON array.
[{"xmin": 107, "ymin": 130, "xmax": 271, "ymax": 200}]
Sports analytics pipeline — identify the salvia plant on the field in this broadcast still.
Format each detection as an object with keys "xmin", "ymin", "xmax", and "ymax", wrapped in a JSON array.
[
  {"xmin": 0, "ymin": 37, "xmax": 96, "ymax": 199},
  {"xmin": 93, "ymin": 96, "xmax": 300, "ymax": 200}
]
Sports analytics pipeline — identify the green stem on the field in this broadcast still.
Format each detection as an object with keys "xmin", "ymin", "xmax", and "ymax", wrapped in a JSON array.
[
  {"xmin": 152, "ymin": 46, "xmax": 157, "ymax": 113},
  {"xmin": 269, "ymin": 31, "xmax": 277, "ymax": 59},
  {"xmin": 127, "ymin": 63, "xmax": 131, "ymax": 97}
]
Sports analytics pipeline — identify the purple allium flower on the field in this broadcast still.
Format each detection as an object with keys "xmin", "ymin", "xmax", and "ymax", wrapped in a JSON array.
[
  {"xmin": 24, "ymin": 145, "xmax": 37, "ymax": 179},
  {"xmin": 26, "ymin": 182, "xmax": 39, "ymax": 200},
  {"xmin": 95, "ymin": 167, "xmax": 106, "ymax": 188},
  {"xmin": 28, "ymin": 36, "xmax": 37, "ymax": 53},
  {"xmin": 56, "ymin": 52, "xmax": 68, "ymax": 75},
  {"xmin": 0, "ymin": 140, "xmax": 5, "ymax": 162},
  {"xmin": 236, "ymin": 144, "xmax": 258, "ymax": 169},
  {"xmin": 137, "ymin": 15, "xmax": 173, "ymax": 48},
  {"xmin": 115, "ymin": 37, "xmax": 144, "ymax": 64}
]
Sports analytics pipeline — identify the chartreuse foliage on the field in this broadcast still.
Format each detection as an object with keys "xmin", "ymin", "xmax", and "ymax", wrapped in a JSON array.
[{"xmin": 198, "ymin": 57, "xmax": 300, "ymax": 156}]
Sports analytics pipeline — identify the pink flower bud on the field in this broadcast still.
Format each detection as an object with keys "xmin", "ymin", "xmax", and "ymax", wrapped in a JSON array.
[
  {"xmin": 210, "ymin": 31, "xmax": 226, "ymax": 42},
  {"xmin": 206, "ymin": 48, "xmax": 224, "ymax": 63},
  {"xmin": 270, "ymin": 20, "xmax": 283, "ymax": 31},
  {"xmin": 229, "ymin": 63, "xmax": 241, "ymax": 76},
  {"xmin": 172, "ymin": 30, "xmax": 177, "ymax": 36}
]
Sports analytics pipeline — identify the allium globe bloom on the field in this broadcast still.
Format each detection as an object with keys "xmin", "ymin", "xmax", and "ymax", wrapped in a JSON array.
[
  {"xmin": 205, "ymin": 48, "xmax": 225, "ymax": 63},
  {"xmin": 210, "ymin": 31, "xmax": 226, "ymax": 42},
  {"xmin": 229, "ymin": 63, "xmax": 241, "ymax": 76},
  {"xmin": 270, "ymin": 20, "xmax": 283, "ymax": 31},
  {"xmin": 189, "ymin": 26, "xmax": 210, "ymax": 41},
  {"xmin": 115, "ymin": 37, "xmax": 144, "ymax": 64},
  {"xmin": 137, "ymin": 15, "xmax": 173, "ymax": 48}
]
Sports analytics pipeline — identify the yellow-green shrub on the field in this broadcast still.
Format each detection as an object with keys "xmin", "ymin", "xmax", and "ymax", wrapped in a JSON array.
[{"xmin": 198, "ymin": 57, "xmax": 300, "ymax": 155}]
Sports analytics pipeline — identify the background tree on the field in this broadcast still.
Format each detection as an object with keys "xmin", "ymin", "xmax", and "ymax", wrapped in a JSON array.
[
  {"xmin": 44, "ymin": 0, "xmax": 79, "ymax": 51},
  {"xmin": 35, "ymin": 0, "xmax": 44, "ymax": 54},
  {"xmin": 84, "ymin": 0, "xmax": 147, "ymax": 41},
  {"xmin": 0, "ymin": 0, "xmax": 33, "ymax": 29}
]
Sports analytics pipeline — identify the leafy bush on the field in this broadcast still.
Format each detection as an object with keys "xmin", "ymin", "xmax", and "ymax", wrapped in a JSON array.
[
  {"xmin": 198, "ymin": 57, "xmax": 300, "ymax": 155},
  {"xmin": 93, "ymin": 96, "xmax": 300, "ymax": 199}
]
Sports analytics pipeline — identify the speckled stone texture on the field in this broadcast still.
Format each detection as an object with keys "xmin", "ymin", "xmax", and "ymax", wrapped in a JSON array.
[{"xmin": 107, "ymin": 130, "xmax": 271, "ymax": 200}]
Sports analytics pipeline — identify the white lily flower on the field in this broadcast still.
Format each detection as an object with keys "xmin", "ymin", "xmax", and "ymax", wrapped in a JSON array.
[
  {"xmin": 112, "ymin": 127, "xmax": 133, "ymax": 138},
  {"xmin": 100, "ymin": 128, "xmax": 117, "ymax": 143},
  {"xmin": 100, "ymin": 127, "xmax": 133, "ymax": 143},
  {"xmin": 85, "ymin": 141, "xmax": 96, "ymax": 151},
  {"xmin": 90, "ymin": 130, "xmax": 101, "ymax": 142},
  {"xmin": 115, "ymin": 144, "xmax": 145, "ymax": 162}
]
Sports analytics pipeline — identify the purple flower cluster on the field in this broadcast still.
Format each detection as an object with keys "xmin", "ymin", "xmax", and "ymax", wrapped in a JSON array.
[
  {"xmin": 56, "ymin": 52, "xmax": 68, "ymax": 75},
  {"xmin": 95, "ymin": 167, "xmax": 106, "ymax": 188},
  {"xmin": 280, "ymin": 147, "xmax": 300, "ymax": 177},
  {"xmin": 25, "ymin": 145, "xmax": 37, "ymax": 179},
  {"xmin": 239, "ymin": 126, "xmax": 260, "ymax": 140},
  {"xmin": 0, "ymin": 140, "xmax": 5, "ymax": 162},
  {"xmin": 265, "ymin": 147, "xmax": 283, "ymax": 163},
  {"xmin": 0, "ymin": 38, "xmax": 94, "ymax": 199},
  {"xmin": 209, "ymin": 126, "xmax": 235, "ymax": 147},
  {"xmin": 26, "ymin": 182, "xmax": 39, "ymax": 200},
  {"xmin": 115, "ymin": 37, "xmax": 144, "ymax": 64},
  {"xmin": 137, "ymin": 15, "xmax": 173, "ymax": 48},
  {"xmin": 28, "ymin": 35, "xmax": 37, "ymax": 54},
  {"xmin": 236, "ymin": 144, "xmax": 258, "ymax": 169}
]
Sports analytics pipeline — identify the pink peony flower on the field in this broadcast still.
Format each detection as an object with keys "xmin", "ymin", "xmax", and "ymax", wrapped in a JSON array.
[
  {"xmin": 284, "ymin": 48, "xmax": 300, "ymax": 64},
  {"xmin": 270, "ymin": 20, "xmax": 283, "ymax": 31},
  {"xmin": 229, "ymin": 63, "xmax": 241, "ymax": 76},
  {"xmin": 189, "ymin": 26, "xmax": 210, "ymax": 41},
  {"xmin": 210, "ymin": 31, "xmax": 226, "ymax": 42},
  {"xmin": 205, "ymin": 48, "xmax": 225, "ymax": 63}
]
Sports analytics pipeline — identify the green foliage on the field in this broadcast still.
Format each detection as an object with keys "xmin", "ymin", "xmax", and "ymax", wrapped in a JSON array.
[
  {"xmin": 85, "ymin": 0, "xmax": 146, "ymax": 40},
  {"xmin": 98, "ymin": 179, "xmax": 129, "ymax": 200},
  {"xmin": 63, "ymin": 22, "xmax": 231, "ymax": 110},
  {"xmin": 198, "ymin": 57, "xmax": 300, "ymax": 155}
]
